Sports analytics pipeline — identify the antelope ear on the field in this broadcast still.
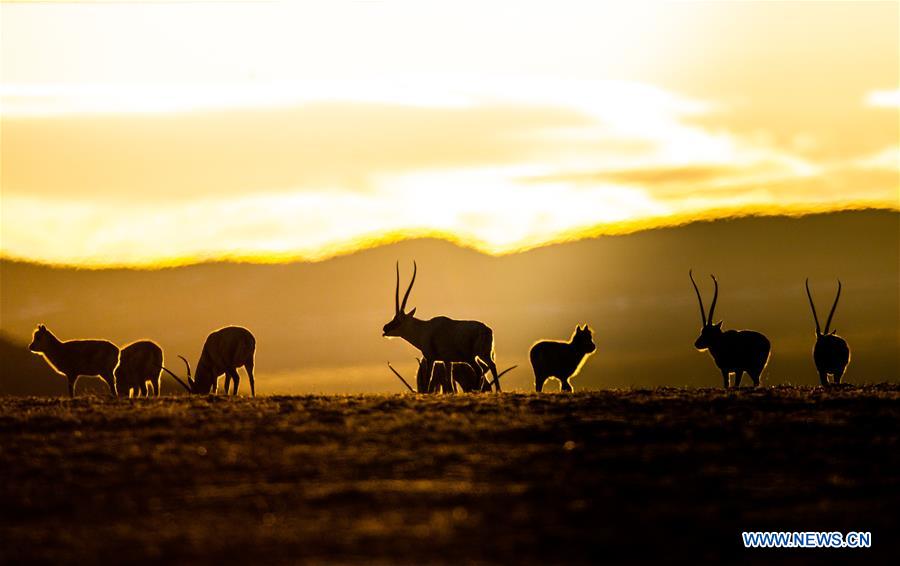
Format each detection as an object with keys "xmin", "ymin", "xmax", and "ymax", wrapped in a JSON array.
[
  {"xmin": 38, "ymin": 324, "xmax": 45, "ymax": 330},
  {"xmin": 830, "ymin": 329, "xmax": 837, "ymax": 335},
  {"xmin": 407, "ymin": 307, "xmax": 416, "ymax": 317},
  {"xmin": 714, "ymin": 321, "xmax": 723, "ymax": 329}
]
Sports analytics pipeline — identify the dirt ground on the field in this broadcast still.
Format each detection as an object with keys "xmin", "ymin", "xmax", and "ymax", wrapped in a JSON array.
[{"xmin": 1, "ymin": 386, "xmax": 898, "ymax": 564}]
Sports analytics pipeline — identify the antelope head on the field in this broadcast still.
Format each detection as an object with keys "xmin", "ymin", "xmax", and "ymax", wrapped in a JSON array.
[
  {"xmin": 383, "ymin": 261, "xmax": 418, "ymax": 338},
  {"xmin": 806, "ymin": 278, "xmax": 841, "ymax": 338},
  {"xmin": 28, "ymin": 324, "xmax": 51, "ymax": 353},
  {"xmin": 690, "ymin": 270, "xmax": 722, "ymax": 351}
]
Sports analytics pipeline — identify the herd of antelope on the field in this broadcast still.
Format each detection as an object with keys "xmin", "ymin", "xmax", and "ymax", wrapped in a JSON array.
[{"xmin": 26, "ymin": 262, "xmax": 851, "ymax": 397}]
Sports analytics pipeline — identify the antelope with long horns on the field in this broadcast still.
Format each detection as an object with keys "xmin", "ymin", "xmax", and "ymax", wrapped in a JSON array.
[
  {"xmin": 805, "ymin": 279, "xmax": 851, "ymax": 385},
  {"xmin": 382, "ymin": 261, "xmax": 502, "ymax": 392},
  {"xmin": 689, "ymin": 271, "xmax": 770, "ymax": 388},
  {"xmin": 169, "ymin": 326, "xmax": 257, "ymax": 396},
  {"xmin": 28, "ymin": 325, "xmax": 119, "ymax": 397}
]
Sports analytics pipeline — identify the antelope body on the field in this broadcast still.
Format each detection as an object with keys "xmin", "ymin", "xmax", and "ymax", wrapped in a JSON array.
[
  {"xmin": 530, "ymin": 325, "xmax": 596, "ymax": 392},
  {"xmin": 176, "ymin": 326, "xmax": 257, "ymax": 396},
  {"xmin": 383, "ymin": 262, "xmax": 500, "ymax": 392},
  {"xmin": 114, "ymin": 340, "xmax": 163, "ymax": 397},
  {"xmin": 806, "ymin": 279, "xmax": 850, "ymax": 385},
  {"xmin": 28, "ymin": 325, "xmax": 119, "ymax": 397},
  {"xmin": 690, "ymin": 271, "xmax": 770, "ymax": 388}
]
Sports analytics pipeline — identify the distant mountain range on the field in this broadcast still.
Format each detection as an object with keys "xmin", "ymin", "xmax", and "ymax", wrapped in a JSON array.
[{"xmin": 2, "ymin": 210, "xmax": 897, "ymax": 394}]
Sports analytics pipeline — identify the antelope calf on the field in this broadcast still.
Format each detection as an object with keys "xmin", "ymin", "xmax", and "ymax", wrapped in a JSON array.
[
  {"xmin": 806, "ymin": 279, "xmax": 851, "ymax": 385},
  {"xmin": 530, "ymin": 325, "xmax": 596, "ymax": 392},
  {"xmin": 690, "ymin": 271, "xmax": 770, "ymax": 387},
  {"xmin": 28, "ymin": 324, "xmax": 119, "ymax": 397},
  {"xmin": 172, "ymin": 326, "xmax": 257, "ymax": 396},
  {"xmin": 114, "ymin": 340, "xmax": 164, "ymax": 397}
]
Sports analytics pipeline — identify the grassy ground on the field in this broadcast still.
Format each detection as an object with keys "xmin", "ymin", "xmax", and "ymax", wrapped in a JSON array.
[{"xmin": 1, "ymin": 386, "xmax": 898, "ymax": 564}]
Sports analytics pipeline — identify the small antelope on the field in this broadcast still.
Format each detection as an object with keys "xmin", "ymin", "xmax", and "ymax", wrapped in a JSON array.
[
  {"xmin": 690, "ymin": 271, "xmax": 770, "ymax": 387},
  {"xmin": 805, "ymin": 279, "xmax": 851, "ymax": 385},
  {"xmin": 172, "ymin": 326, "xmax": 257, "ymax": 396},
  {"xmin": 114, "ymin": 340, "xmax": 164, "ymax": 397},
  {"xmin": 530, "ymin": 325, "xmax": 596, "ymax": 392},
  {"xmin": 28, "ymin": 324, "xmax": 119, "ymax": 397},
  {"xmin": 382, "ymin": 261, "xmax": 502, "ymax": 392}
]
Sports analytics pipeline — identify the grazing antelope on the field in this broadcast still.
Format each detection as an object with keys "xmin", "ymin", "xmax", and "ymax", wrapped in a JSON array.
[
  {"xmin": 114, "ymin": 340, "xmax": 164, "ymax": 398},
  {"xmin": 690, "ymin": 271, "xmax": 770, "ymax": 388},
  {"xmin": 171, "ymin": 326, "xmax": 257, "ymax": 396},
  {"xmin": 382, "ymin": 261, "xmax": 502, "ymax": 392},
  {"xmin": 28, "ymin": 324, "xmax": 119, "ymax": 397},
  {"xmin": 388, "ymin": 358, "xmax": 516, "ymax": 393},
  {"xmin": 530, "ymin": 325, "xmax": 596, "ymax": 392},
  {"xmin": 805, "ymin": 279, "xmax": 851, "ymax": 385}
]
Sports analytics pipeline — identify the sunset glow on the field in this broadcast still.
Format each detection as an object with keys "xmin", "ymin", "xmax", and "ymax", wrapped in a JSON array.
[{"xmin": 2, "ymin": 1, "xmax": 897, "ymax": 267}]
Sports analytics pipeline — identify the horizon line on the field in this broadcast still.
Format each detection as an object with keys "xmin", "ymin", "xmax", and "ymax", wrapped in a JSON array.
[{"xmin": 2, "ymin": 204, "xmax": 897, "ymax": 271}]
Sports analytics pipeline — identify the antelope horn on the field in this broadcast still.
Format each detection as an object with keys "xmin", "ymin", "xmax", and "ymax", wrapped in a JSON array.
[
  {"xmin": 394, "ymin": 261, "xmax": 400, "ymax": 314},
  {"xmin": 805, "ymin": 278, "xmax": 821, "ymax": 335},
  {"xmin": 708, "ymin": 274, "xmax": 719, "ymax": 324},
  {"xmin": 177, "ymin": 355, "xmax": 192, "ymax": 378},
  {"xmin": 400, "ymin": 260, "xmax": 417, "ymax": 313},
  {"xmin": 824, "ymin": 279, "xmax": 841, "ymax": 334},
  {"xmin": 689, "ymin": 270, "xmax": 707, "ymax": 325},
  {"xmin": 487, "ymin": 365, "xmax": 518, "ymax": 388},
  {"xmin": 387, "ymin": 362, "xmax": 416, "ymax": 393},
  {"xmin": 159, "ymin": 365, "xmax": 191, "ymax": 393}
]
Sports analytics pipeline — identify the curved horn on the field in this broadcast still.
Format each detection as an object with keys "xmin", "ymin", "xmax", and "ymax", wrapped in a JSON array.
[
  {"xmin": 400, "ymin": 260, "xmax": 417, "ymax": 313},
  {"xmin": 689, "ymin": 270, "xmax": 707, "ymax": 325},
  {"xmin": 387, "ymin": 362, "xmax": 416, "ymax": 393},
  {"xmin": 159, "ymin": 365, "xmax": 191, "ymax": 393},
  {"xmin": 805, "ymin": 278, "xmax": 821, "ymax": 335},
  {"xmin": 394, "ymin": 261, "xmax": 400, "ymax": 314},
  {"xmin": 177, "ymin": 355, "xmax": 192, "ymax": 378},
  {"xmin": 708, "ymin": 274, "xmax": 719, "ymax": 324},
  {"xmin": 824, "ymin": 279, "xmax": 841, "ymax": 334}
]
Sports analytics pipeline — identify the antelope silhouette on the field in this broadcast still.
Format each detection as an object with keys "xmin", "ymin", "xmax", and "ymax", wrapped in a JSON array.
[
  {"xmin": 169, "ymin": 326, "xmax": 257, "ymax": 396},
  {"xmin": 805, "ymin": 279, "xmax": 851, "ymax": 385},
  {"xmin": 382, "ymin": 261, "xmax": 501, "ymax": 392},
  {"xmin": 388, "ymin": 358, "xmax": 516, "ymax": 393},
  {"xmin": 114, "ymin": 340, "xmax": 164, "ymax": 397},
  {"xmin": 28, "ymin": 325, "xmax": 119, "ymax": 397},
  {"xmin": 530, "ymin": 325, "xmax": 596, "ymax": 392},
  {"xmin": 690, "ymin": 271, "xmax": 770, "ymax": 387}
]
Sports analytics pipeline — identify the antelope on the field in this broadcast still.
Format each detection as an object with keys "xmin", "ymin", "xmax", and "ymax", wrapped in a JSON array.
[
  {"xmin": 28, "ymin": 325, "xmax": 119, "ymax": 397},
  {"xmin": 388, "ymin": 358, "xmax": 517, "ymax": 393},
  {"xmin": 690, "ymin": 271, "xmax": 770, "ymax": 388},
  {"xmin": 169, "ymin": 326, "xmax": 257, "ymax": 396},
  {"xmin": 382, "ymin": 261, "xmax": 502, "ymax": 392},
  {"xmin": 114, "ymin": 340, "xmax": 166, "ymax": 397},
  {"xmin": 530, "ymin": 325, "xmax": 596, "ymax": 392},
  {"xmin": 805, "ymin": 279, "xmax": 851, "ymax": 385}
]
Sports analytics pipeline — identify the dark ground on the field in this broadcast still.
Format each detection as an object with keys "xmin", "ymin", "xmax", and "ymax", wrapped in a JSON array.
[{"xmin": 1, "ymin": 386, "xmax": 898, "ymax": 564}]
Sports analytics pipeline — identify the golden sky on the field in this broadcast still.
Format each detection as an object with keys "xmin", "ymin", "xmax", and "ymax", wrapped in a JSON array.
[{"xmin": 1, "ymin": 1, "xmax": 898, "ymax": 267}]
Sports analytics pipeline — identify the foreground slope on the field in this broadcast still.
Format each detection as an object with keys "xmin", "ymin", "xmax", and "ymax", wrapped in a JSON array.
[{"xmin": 1, "ymin": 387, "xmax": 898, "ymax": 563}]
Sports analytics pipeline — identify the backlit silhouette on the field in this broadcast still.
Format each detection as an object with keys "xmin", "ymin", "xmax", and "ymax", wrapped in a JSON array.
[
  {"xmin": 382, "ymin": 261, "xmax": 501, "ymax": 392},
  {"xmin": 172, "ymin": 326, "xmax": 257, "ymax": 396},
  {"xmin": 114, "ymin": 340, "xmax": 163, "ymax": 397},
  {"xmin": 690, "ymin": 271, "xmax": 770, "ymax": 387},
  {"xmin": 529, "ymin": 325, "xmax": 596, "ymax": 392},
  {"xmin": 805, "ymin": 278, "xmax": 851, "ymax": 385},
  {"xmin": 388, "ymin": 358, "xmax": 516, "ymax": 393},
  {"xmin": 28, "ymin": 324, "xmax": 119, "ymax": 397}
]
